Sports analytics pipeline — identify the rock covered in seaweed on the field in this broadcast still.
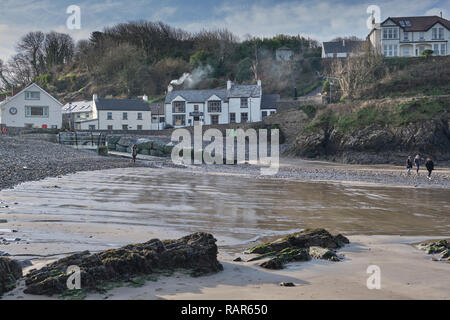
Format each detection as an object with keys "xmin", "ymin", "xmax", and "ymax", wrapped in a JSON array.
[
  {"xmin": 248, "ymin": 229, "xmax": 349, "ymax": 269},
  {"xmin": 417, "ymin": 239, "xmax": 450, "ymax": 262},
  {"xmin": 24, "ymin": 232, "xmax": 223, "ymax": 296},
  {"xmin": 0, "ymin": 257, "xmax": 23, "ymax": 295}
]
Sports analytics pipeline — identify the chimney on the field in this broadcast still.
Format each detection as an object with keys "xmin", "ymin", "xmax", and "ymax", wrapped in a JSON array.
[
  {"xmin": 342, "ymin": 39, "xmax": 345, "ymax": 47},
  {"xmin": 93, "ymin": 94, "xmax": 98, "ymax": 101},
  {"xmin": 167, "ymin": 85, "xmax": 173, "ymax": 93},
  {"xmin": 143, "ymin": 94, "xmax": 148, "ymax": 102},
  {"xmin": 440, "ymin": 11, "xmax": 443, "ymax": 18},
  {"xmin": 227, "ymin": 80, "xmax": 232, "ymax": 90},
  {"xmin": 257, "ymin": 79, "xmax": 262, "ymax": 87}
]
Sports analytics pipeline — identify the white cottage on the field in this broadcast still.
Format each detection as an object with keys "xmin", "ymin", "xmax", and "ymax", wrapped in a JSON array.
[
  {"xmin": 0, "ymin": 83, "xmax": 62, "ymax": 129},
  {"xmin": 165, "ymin": 80, "xmax": 265, "ymax": 127},
  {"xmin": 77, "ymin": 94, "xmax": 152, "ymax": 131}
]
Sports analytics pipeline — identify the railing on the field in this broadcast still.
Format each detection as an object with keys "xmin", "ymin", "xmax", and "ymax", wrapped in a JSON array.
[{"xmin": 57, "ymin": 131, "xmax": 107, "ymax": 148}]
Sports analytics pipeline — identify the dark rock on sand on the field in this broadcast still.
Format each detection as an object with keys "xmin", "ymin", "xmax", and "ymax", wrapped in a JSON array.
[
  {"xmin": 24, "ymin": 232, "xmax": 223, "ymax": 296},
  {"xmin": 248, "ymin": 229, "xmax": 349, "ymax": 269},
  {"xmin": 0, "ymin": 257, "xmax": 23, "ymax": 295},
  {"xmin": 280, "ymin": 282, "xmax": 295, "ymax": 287},
  {"xmin": 417, "ymin": 239, "xmax": 450, "ymax": 261},
  {"xmin": 309, "ymin": 246, "xmax": 340, "ymax": 262}
]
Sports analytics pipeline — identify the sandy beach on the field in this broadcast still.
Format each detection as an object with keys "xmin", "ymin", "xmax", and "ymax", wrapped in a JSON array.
[{"xmin": 1, "ymin": 165, "xmax": 449, "ymax": 300}]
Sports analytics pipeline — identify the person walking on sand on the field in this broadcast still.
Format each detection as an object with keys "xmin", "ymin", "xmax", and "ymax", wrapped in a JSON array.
[
  {"xmin": 131, "ymin": 144, "xmax": 137, "ymax": 164},
  {"xmin": 425, "ymin": 157, "xmax": 434, "ymax": 180},
  {"xmin": 406, "ymin": 156, "xmax": 413, "ymax": 175},
  {"xmin": 414, "ymin": 154, "xmax": 422, "ymax": 174}
]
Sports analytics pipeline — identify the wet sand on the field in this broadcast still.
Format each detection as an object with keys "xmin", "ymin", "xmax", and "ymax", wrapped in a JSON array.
[{"xmin": 1, "ymin": 167, "xmax": 449, "ymax": 300}]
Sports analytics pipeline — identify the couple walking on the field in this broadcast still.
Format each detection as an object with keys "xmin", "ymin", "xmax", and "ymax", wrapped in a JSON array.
[{"xmin": 407, "ymin": 154, "xmax": 434, "ymax": 180}]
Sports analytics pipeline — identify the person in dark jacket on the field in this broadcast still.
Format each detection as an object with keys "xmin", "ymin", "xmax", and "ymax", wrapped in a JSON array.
[
  {"xmin": 406, "ymin": 156, "xmax": 413, "ymax": 175},
  {"xmin": 425, "ymin": 158, "xmax": 434, "ymax": 180},
  {"xmin": 414, "ymin": 154, "xmax": 422, "ymax": 174},
  {"xmin": 131, "ymin": 144, "xmax": 137, "ymax": 164}
]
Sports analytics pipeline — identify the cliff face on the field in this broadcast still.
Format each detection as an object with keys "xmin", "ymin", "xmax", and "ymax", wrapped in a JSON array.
[{"xmin": 290, "ymin": 99, "xmax": 450, "ymax": 164}]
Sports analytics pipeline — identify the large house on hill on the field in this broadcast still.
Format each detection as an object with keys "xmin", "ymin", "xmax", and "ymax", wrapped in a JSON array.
[
  {"xmin": 165, "ymin": 80, "xmax": 266, "ymax": 127},
  {"xmin": 368, "ymin": 15, "xmax": 450, "ymax": 57},
  {"xmin": 0, "ymin": 83, "xmax": 62, "ymax": 129}
]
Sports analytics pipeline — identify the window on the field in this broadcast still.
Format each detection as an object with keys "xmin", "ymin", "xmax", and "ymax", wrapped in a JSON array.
[
  {"xmin": 210, "ymin": 115, "xmax": 219, "ymax": 125},
  {"xmin": 25, "ymin": 106, "xmax": 48, "ymax": 118},
  {"xmin": 230, "ymin": 113, "xmax": 236, "ymax": 123},
  {"xmin": 393, "ymin": 45, "xmax": 398, "ymax": 56},
  {"xmin": 89, "ymin": 125, "xmax": 96, "ymax": 130},
  {"xmin": 403, "ymin": 32, "xmax": 409, "ymax": 40},
  {"xmin": 25, "ymin": 91, "xmax": 40, "ymax": 100},
  {"xmin": 402, "ymin": 46, "xmax": 410, "ymax": 56},
  {"xmin": 152, "ymin": 116, "xmax": 158, "ymax": 123},
  {"xmin": 441, "ymin": 44, "xmax": 447, "ymax": 56},
  {"xmin": 122, "ymin": 125, "xmax": 128, "ymax": 130},
  {"xmin": 383, "ymin": 45, "xmax": 388, "ymax": 56},
  {"xmin": 434, "ymin": 44, "xmax": 439, "ymax": 55},
  {"xmin": 439, "ymin": 28, "xmax": 444, "ymax": 40},
  {"xmin": 432, "ymin": 28, "xmax": 444, "ymax": 40},
  {"xmin": 159, "ymin": 116, "xmax": 165, "ymax": 123},
  {"xmin": 240, "ymin": 98, "xmax": 248, "ymax": 108},
  {"xmin": 262, "ymin": 111, "xmax": 268, "ymax": 118},
  {"xmin": 208, "ymin": 101, "xmax": 221, "ymax": 113},
  {"xmin": 107, "ymin": 112, "xmax": 113, "ymax": 120},
  {"xmin": 84, "ymin": 112, "xmax": 90, "ymax": 118},
  {"xmin": 241, "ymin": 112, "xmax": 248, "ymax": 123},
  {"xmin": 419, "ymin": 32, "xmax": 424, "ymax": 40},
  {"xmin": 107, "ymin": 125, "xmax": 113, "ymax": 130},
  {"xmin": 383, "ymin": 28, "xmax": 397, "ymax": 39},
  {"xmin": 137, "ymin": 125, "xmax": 143, "ymax": 130},
  {"xmin": 194, "ymin": 105, "xmax": 199, "ymax": 111},
  {"xmin": 172, "ymin": 101, "xmax": 186, "ymax": 113},
  {"xmin": 173, "ymin": 115, "xmax": 185, "ymax": 126},
  {"xmin": 137, "ymin": 112, "xmax": 142, "ymax": 120},
  {"xmin": 123, "ymin": 112, "xmax": 128, "ymax": 120}
]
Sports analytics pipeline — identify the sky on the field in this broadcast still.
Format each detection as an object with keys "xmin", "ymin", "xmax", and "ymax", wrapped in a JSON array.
[{"xmin": 0, "ymin": 0, "xmax": 449, "ymax": 62}]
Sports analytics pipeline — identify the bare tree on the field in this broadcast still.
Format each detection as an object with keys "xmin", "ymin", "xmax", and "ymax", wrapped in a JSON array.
[
  {"xmin": 44, "ymin": 32, "xmax": 75, "ymax": 68},
  {"xmin": 16, "ymin": 31, "xmax": 45, "ymax": 77},
  {"xmin": 330, "ymin": 42, "xmax": 385, "ymax": 99}
]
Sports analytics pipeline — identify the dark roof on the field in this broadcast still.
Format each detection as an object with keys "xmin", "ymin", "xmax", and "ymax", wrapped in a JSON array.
[
  {"xmin": 228, "ymin": 84, "xmax": 260, "ymax": 98},
  {"xmin": 149, "ymin": 102, "xmax": 164, "ymax": 115},
  {"xmin": 165, "ymin": 84, "xmax": 261, "ymax": 103},
  {"xmin": 165, "ymin": 89, "xmax": 227, "ymax": 103},
  {"xmin": 95, "ymin": 98, "xmax": 150, "ymax": 111},
  {"xmin": 261, "ymin": 94, "xmax": 280, "ymax": 110},
  {"xmin": 382, "ymin": 16, "xmax": 450, "ymax": 32},
  {"xmin": 322, "ymin": 40, "xmax": 365, "ymax": 54}
]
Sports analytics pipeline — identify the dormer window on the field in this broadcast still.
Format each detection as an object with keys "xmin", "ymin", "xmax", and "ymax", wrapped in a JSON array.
[
  {"xmin": 25, "ymin": 91, "xmax": 40, "ymax": 100},
  {"xmin": 208, "ymin": 101, "xmax": 221, "ymax": 113}
]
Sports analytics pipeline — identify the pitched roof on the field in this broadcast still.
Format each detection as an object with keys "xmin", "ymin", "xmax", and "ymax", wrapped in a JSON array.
[
  {"xmin": 62, "ymin": 100, "xmax": 93, "ymax": 113},
  {"xmin": 165, "ymin": 83, "xmax": 261, "ymax": 103},
  {"xmin": 261, "ymin": 94, "xmax": 280, "ymax": 110},
  {"xmin": 382, "ymin": 16, "xmax": 450, "ymax": 32},
  {"xmin": 165, "ymin": 89, "xmax": 227, "ymax": 103},
  {"xmin": 0, "ymin": 83, "xmax": 62, "ymax": 108},
  {"xmin": 277, "ymin": 46, "xmax": 292, "ymax": 51},
  {"xmin": 95, "ymin": 98, "xmax": 150, "ymax": 111},
  {"xmin": 228, "ymin": 84, "xmax": 261, "ymax": 98},
  {"xmin": 149, "ymin": 102, "xmax": 164, "ymax": 115},
  {"xmin": 322, "ymin": 40, "xmax": 365, "ymax": 54}
]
